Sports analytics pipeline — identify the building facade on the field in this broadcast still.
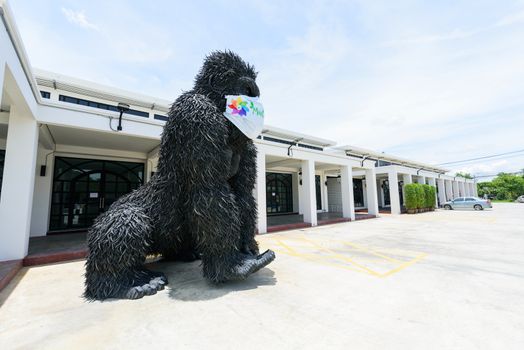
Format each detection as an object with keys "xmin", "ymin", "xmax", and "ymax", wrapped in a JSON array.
[{"xmin": 0, "ymin": 2, "xmax": 476, "ymax": 262}]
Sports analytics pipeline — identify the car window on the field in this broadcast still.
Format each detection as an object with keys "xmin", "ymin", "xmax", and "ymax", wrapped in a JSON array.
[
  {"xmin": 454, "ymin": 198, "xmax": 464, "ymax": 202},
  {"xmin": 465, "ymin": 198, "xmax": 475, "ymax": 201}
]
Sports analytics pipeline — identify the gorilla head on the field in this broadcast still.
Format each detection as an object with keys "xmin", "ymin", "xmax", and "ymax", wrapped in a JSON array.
[{"xmin": 193, "ymin": 51, "xmax": 260, "ymax": 111}]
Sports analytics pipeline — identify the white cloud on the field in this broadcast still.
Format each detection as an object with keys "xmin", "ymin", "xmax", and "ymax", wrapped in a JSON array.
[
  {"xmin": 495, "ymin": 11, "xmax": 524, "ymax": 27},
  {"xmin": 61, "ymin": 8, "xmax": 99, "ymax": 31},
  {"xmin": 12, "ymin": 1, "xmax": 524, "ymax": 177},
  {"xmin": 382, "ymin": 29, "xmax": 480, "ymax": 47}
]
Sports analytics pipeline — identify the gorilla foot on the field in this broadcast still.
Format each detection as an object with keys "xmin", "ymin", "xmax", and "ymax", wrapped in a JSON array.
[
  {"xmin": 212, "ymin": 249, "xmax": 275, "ymax": 283},
  {"xmin": 236, "ymin": 249, "xmax": 275, "ymax": 276},
  {"xmin": 125, "ymin": 275, "xmax": 168, "ymax": 300}
]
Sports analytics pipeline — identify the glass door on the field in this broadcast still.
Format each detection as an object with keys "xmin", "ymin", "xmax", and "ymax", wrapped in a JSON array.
[
  {"xmin": 383, "ymin": 180, "xmax": 391, "ymax": 206},
  {"xmin": 315, "ymin": 175, "xmax": 322, "ymax": 210},
  {"xmin": 266, "ymin": 172, "xmax": 293, "ymax": 214},
  {"xmin": 353, "ymin": 179, "xmax": 364, "ymax": 207},
  {"xmin": 50, "ymin": 157, "xmax": 144, "ymax": 232}
]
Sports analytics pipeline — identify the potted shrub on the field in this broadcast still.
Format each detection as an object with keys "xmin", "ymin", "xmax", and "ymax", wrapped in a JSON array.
[
  {"xmin": 423, "ymin": 184, "xmax": 433, "ymax": 212},
  {"xmin": 429, "ymin": 186, "xmax": 436, "ymax": 211},
  {"xmin": 404, "ymin": 184, "xmax": 418, "ymax": 214},
  {"xmin": 416, "ymin": 184, "xmax": 425, "ymax": 213}
]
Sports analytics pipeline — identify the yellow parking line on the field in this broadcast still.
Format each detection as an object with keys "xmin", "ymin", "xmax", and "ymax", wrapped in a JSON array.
[
  {"xmin": 341, "ymin": 241, "xmax": 403, "ymax": 264},
  {"xmin": 378, "ymin": 253, "xmax": 427, "ymax": 278},
  {"xmin": 274, "ymin": 238, "xmax": 298, "ymax": 254},
  {"xmin": 267, "ymin": 235, "xmax": 427, "ymax": 278},
  {"xmin": 271, "ymin": 248, "xmax": 367, "ymax": 274},
  {"xmin": 299, "ymin": 235, "xmax": 381, "ymax": 276}
]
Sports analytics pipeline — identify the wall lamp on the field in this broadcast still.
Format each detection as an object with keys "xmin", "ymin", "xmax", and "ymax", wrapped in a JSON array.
[{"xmin": 116, "ymin": 102, "xmax": 130, "ymax": 131}]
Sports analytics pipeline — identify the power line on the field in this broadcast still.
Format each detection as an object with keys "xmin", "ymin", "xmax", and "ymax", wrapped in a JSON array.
[
  {"xmin": 437, "ymin": 149, "xmax": 524, "ymax": 166},
  {"xmin": 473, "ymin": 170, "xmax": 524, "ymax": 178},
  {"xmin": 445, "ymin": 152, "xmax": 524, "ymax": 168}
]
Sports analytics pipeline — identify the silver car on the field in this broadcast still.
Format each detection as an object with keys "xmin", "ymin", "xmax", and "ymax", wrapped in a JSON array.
[{"xmin": 443, "ymin": 197, "xmax": 492, "ymax": 210}]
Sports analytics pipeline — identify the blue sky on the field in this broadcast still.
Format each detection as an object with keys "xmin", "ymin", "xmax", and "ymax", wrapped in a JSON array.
[{"xmin": 11, "ymin": 0, "xmax": 524, "ymax": 180}]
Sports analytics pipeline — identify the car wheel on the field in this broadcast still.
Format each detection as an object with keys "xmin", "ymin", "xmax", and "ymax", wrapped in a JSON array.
[
  {"xmin": 444, "ymin": 204, "xmax": 452, "ymax": 210},
  {"xmin": 474, "ymin": 204, "xmax": 483, "ymax": 210}
]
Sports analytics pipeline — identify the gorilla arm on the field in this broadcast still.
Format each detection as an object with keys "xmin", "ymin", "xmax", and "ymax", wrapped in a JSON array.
[
  {"xmin": 229, "ymin": 140, "xmax": 259, "ymax": 255},
  {"xmin": 166, "ymin": 93, "xmax": 274, "ymax": 281}
]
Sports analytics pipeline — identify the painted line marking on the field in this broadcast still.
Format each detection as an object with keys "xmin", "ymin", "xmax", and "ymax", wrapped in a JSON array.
[{"xmin": 261, "ymin": 235, "xmax": 427, "ymax": 278}]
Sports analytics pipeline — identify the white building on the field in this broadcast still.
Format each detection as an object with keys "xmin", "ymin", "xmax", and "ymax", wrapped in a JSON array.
[{"xmin": 0, "ymin": 1, "xmax": 476, "ymax": 262}]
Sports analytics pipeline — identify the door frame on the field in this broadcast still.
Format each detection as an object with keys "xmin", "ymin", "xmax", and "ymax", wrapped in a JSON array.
[{"xmin": 49, "ymin": 156, "xmax": 145, "ymax": 233}]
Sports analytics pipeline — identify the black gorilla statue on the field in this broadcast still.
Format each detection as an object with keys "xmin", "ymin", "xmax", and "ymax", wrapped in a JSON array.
[{"xmin": 85, "ymin": 51, "xmax": 275, "ymax": 300}]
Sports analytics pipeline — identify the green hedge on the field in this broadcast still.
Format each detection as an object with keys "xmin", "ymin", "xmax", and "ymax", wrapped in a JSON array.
[
  {"xmin": 416, "ymin": 185, "xmax": 425, "ymax": 209},
  {"xmin": 404, "ymin": 184, "xmax": 418, "ymax": 210},
  {"xmin": 423, "ymin": 184, "xmax": 433, "ymax": 208},
  {"xmin": 404, "ymin": 183, "xmax": 436, "ymax": 211}
]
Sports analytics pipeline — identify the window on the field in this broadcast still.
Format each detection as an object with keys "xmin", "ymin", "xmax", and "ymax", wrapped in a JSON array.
[
  {"xmin": 465, "ymin": 198, "xmax": 476, "ymax": 201},
  {"xmin": 298, "ymin": 144, "xmax": 323, "ymax": 151},
  {"xmin": 154, "ymin": 114, "xmax": 169, "ymax": 121},
  {"xmin": 262, "ymin": 137, "xmax": 324, "ymax": 151},
  {"xmin": 125, "ymin": 109, "xmax": 149, "ymax": 118},
  {"xmin": 454, "ymin": 198, "xmax": 464, "ymax": 202},
  {"xmin": 266, "ymin": 173, "xmax": 293, "ymax": 214},
  {"xmin": 58, "ymin": 95, "xmax": 149, "ymax": 118},
  {"xmin": 263, "ymin": 136, "xmax": 295, "ymax": 146},
  {"xmin": 40, "ymin": 91, "xmax": 51, "ymax": 99}
]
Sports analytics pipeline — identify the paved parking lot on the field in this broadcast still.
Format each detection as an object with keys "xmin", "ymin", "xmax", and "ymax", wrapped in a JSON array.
[{"xmin": 1, "ymin": 203, "xmax": 523, "ymax": 349}]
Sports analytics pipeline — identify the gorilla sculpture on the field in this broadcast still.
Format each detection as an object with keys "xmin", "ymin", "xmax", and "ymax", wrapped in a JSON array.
[{"xmin": 85, "ymin": 51, "xmax": 275, "ymax": 300}]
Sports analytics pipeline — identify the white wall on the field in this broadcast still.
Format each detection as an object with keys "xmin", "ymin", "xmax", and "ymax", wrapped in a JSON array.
[
  {"xmin": 30, "ymin": 145, "xmax": 54, "ymax": 237},
  {"xmin": 292, "ymin": 172, "xmax": 299, "ymax": 213}
]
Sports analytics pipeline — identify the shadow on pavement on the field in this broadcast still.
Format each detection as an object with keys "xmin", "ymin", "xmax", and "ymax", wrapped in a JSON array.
[{"xmin": 151, "ymin": 261, "xmax": 277, "ymax": 301}]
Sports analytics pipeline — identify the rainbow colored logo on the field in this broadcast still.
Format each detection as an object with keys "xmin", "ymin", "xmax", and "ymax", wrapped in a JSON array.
[{"xmin": 227, "ymin": 96, "xmax": 264, "ymax": 117}]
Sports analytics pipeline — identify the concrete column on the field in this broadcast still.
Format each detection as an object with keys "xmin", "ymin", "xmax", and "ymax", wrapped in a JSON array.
[
  {"xmin": 388, "ymin": 170, "xmax": 401, "ymax": 215},
  {"xmin": 459, "ymin": 182, "xmax": 466, "ymax": 197},
  {"xmin": 30, "ymin": 147, "xmax": 54, "ymax": 237},
  {"xmin": 452, "ymin": 181, "xmax": 460, "ymax": 198},
  {"xmin": 145, "ymin": 159, "xmax": 153, "ymax": 183},
  {"xmin": 437, "ymin": 179, "xmax": 446, "ymax": 206},
  {"xmin": 0, "ymin": 106, "xmax": 39, "ymax": 261},
  {"xmin": 473, "ymin": 182, "xmax": 478, "ymax": 197},
  {"xmin": 255, "ymin": 149, "xmax": 267, "ymax": 234},
  {"xmin": 427, "ymin": 177, "xmax": 438, "ymax": 207},
  {"xmin": 340, "ymin": 165, "xmax": 355, "ymax": 221},
  {"xmin": 418, "ymin": 176, "xmax": 426, "ymax": 184},
  {"xmin": 301, "ymin": 159, "xmax": 317, "ymax": 226},
  {"xmin": 445, "ymin": 180, "xmax": 453, "ymax": 201},
  {"xmin": 365, "ymin": 168, "xmax": 379, "ymax": 216}
]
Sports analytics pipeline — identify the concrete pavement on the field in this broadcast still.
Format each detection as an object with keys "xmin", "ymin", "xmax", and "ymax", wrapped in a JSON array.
[{"xmin": 1, "ymin": 203, "xmax": 523, "ymax": 349}]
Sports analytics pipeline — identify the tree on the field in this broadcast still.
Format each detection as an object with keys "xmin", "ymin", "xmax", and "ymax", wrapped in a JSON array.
[
  {"xmin": 455, "ymin": 172, "xmax": 473, "ymax": 179},
  {"xmin": 478, "ymin": 173, "xmax": 524, "ymax": 200}
]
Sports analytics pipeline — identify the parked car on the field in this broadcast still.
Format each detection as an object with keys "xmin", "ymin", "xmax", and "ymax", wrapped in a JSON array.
[
  {"xmin": 443, "ymin": 197, "xmax": 492, "ymax": 210},
  {"xmin": 516, "ymin": 195, "xmax": 524, "ymax": 203}
]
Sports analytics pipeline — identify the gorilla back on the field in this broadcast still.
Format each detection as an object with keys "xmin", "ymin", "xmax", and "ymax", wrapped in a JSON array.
[{"xmin": 84, "ymin": 51, "xmax": 275, "ymax": 300}]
